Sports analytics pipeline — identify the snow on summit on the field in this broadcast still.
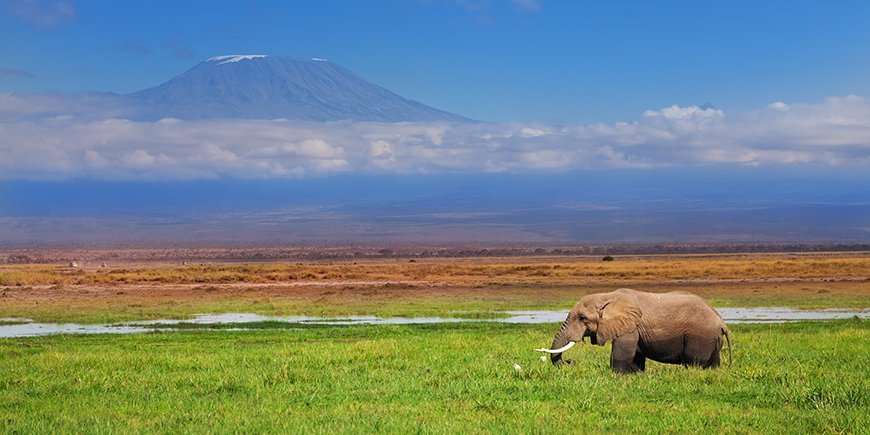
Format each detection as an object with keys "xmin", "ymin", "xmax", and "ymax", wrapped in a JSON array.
[{"xmin": 207, "ymin": 55, "xmax": 268, "ymax": 65}]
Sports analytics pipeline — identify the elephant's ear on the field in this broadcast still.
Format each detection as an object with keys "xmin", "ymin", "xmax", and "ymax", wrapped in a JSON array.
[{"xmin": 595, "ymin": 293, "xmax": 642, "ymax": 345}]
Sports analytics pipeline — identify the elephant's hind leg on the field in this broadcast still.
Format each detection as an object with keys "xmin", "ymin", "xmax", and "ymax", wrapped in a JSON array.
[
  {"xmin": 703, "ymin": 336, "xmax": 724, "ymax": 368},
  {"xmin": 683, "ymin": 335, "xmax": 721, "ymax": 368},
  {"xmin": 705, "ymin": 348, "xmax": 721, "ymax": 368}
]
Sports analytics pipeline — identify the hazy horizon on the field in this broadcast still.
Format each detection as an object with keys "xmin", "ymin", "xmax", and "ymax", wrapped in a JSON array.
[{"xmin": 3, "ymin": 167, "xmax": 868, "ymax": 245}]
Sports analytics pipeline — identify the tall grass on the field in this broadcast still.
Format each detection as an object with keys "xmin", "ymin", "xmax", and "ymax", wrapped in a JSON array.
[{"xmin": 0, "ymin": 270, "xmax": 65, "ymax": 286}]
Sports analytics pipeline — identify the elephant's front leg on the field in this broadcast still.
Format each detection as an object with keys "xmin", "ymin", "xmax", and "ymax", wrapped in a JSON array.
[{"xmin": 609, "ymin": 330, "xmax": 642, "ymax": 373}]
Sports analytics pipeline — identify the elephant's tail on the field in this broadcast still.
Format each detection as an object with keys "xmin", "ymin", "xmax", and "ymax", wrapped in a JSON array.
[{"xmin": 722, "ymin": 326, "xmax": 732, "ymax": 368}]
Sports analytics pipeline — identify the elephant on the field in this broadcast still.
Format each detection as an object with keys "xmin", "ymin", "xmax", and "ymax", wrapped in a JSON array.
[{"xmin": 536, "ymin": 288, "xmax": 731, "ymax": 373}]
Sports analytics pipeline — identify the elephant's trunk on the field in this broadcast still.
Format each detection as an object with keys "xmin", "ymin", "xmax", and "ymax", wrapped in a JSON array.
[
  {"xmin": 547, "ymin": 318, "xmax": 584, "ymax": 366},
  {"xmin": 549, "ymin": 334, "xmax": 570, "ymax": 366}
]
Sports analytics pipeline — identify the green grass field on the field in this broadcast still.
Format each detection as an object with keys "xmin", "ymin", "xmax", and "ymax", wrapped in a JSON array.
[
  {"xmin": 1, "ymin": 255, "xmax": 867, "ymax": 432},
  {"xmin": 1, "ymin": 320, "xmax": 866, "ymax": 433}
]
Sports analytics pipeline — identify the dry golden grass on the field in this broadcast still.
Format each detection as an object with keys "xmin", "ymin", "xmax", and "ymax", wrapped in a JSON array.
[{"xmin": 1, "ymin": 255, "xmax": 868, "ymax": 286}]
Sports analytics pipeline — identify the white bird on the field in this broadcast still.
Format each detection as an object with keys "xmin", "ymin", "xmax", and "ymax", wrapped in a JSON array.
[{"xmin": 513, "ymin": 363, "xmax": 522, "ymax": 372}]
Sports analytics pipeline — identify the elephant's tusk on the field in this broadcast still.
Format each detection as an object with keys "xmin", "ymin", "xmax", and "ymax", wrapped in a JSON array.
[{"xmin": 534, "ymin": 341, "xmax": 576, "ymax": 353}]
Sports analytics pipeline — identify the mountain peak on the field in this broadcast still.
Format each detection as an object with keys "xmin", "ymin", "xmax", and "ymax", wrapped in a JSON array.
[
  {"xmin": 206, "ymin": 54, "xmax": 269, "ymax": 65},
  {"xmin": 127, "ymin": 55, "xmax": 472, "ymax": 122}
]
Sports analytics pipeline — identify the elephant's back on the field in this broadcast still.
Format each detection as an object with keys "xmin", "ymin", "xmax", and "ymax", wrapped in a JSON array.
[
  {"xmin": 620, "ymin": 288, "xmax": 714, "ymax": 309},
  {"xmin": 632, "ymin": 290, "xmax": 726, "ymax": 338}
]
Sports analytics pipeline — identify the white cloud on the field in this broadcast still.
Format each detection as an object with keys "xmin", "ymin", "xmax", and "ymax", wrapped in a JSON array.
[
  {"xmin": 0, "ymin": 95, "xmax": 868, "ymax": 180},
  {"xmin": 369, "ymin": 140, "xmax": 397, "ymax": 163},
  {"xmin": 83, "ymin": 149, "xmax": 108, "ymax": 168},
  {"xmin": 643, "ymin": 104, "xmax": 724, "ymax": 120},
  {"xmin": 768, "ymin": 101, "xmax": 789, "ymax": 111},
  {"xmin": 200, "ymin": 143, "xmax": 239, "ymax": 163},
  {"xmin": 520, "ymin": 127, "xmax": 547, "ymax": 138},
  {"xmin": 293, "ymin": 139, "xmax": 344, "ymax": 159},
  {"xmin": 122, "ymin": 149, "xmax": 156, "ymax": 167}
]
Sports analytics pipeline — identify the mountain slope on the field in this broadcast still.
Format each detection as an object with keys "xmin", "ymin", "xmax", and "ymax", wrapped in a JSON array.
[{"xmin": 126, "ymin": 55, "xmax": 472, "ymax": 122}]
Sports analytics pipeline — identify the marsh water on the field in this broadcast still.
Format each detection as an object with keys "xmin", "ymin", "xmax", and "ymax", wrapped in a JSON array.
[{"xmin": 0, "ymin": 307, "xmax": 866, "ymax": 338}]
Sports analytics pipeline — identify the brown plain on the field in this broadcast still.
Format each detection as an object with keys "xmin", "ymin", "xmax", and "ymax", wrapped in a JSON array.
[{"xmin": 1, "ymin": 253, "xmax": 868, "ymax": 322}]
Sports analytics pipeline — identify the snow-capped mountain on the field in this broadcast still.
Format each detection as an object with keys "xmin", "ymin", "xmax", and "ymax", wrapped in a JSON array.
[{"xmin": 126, "ymin": 55, "xmax": 472, "ymax": 122}]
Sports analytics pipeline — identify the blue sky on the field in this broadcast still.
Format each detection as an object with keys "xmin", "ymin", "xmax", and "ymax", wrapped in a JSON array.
[{"xmin": 2, "ymin": 0, "xmax": 870, "ymax": 123}]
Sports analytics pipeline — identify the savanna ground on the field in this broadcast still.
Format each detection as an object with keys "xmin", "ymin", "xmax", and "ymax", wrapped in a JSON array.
[
  {"xmin": 0, "ymin": 253, "xmax": 868, "ymax": 432},
  {"xmin": 1, "ymin": 253, "xmax": 868, "ymax": 323}
]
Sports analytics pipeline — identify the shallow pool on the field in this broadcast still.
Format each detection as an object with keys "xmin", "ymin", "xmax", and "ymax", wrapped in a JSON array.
[{"xmin": 0, "ymin": 307, "xmax": 866, "ymax": 338}]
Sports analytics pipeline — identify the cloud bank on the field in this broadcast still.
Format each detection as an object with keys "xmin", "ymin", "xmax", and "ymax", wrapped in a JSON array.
[{"xmin": 1, "ymin": 95, "xmax": 868, "ymax": 180}]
